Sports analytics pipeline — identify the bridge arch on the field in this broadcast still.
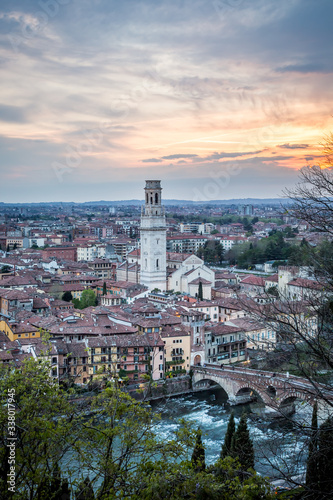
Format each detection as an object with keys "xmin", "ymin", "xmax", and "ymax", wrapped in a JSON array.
[
  {"xmin": 235, "ymin": 384, "xmax": 268, "ymax": 405},
  {"xmin": 278, "ymin": 393, "xmax": 313, "ymax": 409},
  {"xmin": 192, "ymin": 375, "xmax": 233, "ymax": 400}
]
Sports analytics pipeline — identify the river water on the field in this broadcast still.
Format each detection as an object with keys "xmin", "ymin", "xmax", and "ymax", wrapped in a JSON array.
[{"xmin": 151, "ymin": 386, "xmax": 312, "ymax": 481}]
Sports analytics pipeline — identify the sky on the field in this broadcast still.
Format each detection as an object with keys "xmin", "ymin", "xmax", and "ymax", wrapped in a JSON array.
[{"xmin": 0, "ymin": 0, "xmax": 333, "ymax": 203}]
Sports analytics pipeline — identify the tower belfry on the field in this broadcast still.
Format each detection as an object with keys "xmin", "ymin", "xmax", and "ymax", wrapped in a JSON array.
[{"xmin": 140, "ymin": 180, "xmax": 167, "ymax": 291}]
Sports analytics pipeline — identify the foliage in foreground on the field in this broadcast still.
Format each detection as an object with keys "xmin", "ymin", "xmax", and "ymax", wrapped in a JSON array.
[{"xmin": 0, "ymin": 357, "xmax": 274, "ymax": 499}]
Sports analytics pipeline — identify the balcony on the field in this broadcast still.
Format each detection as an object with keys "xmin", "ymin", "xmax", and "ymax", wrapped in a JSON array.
[
  {"xmin": 171, "ymin": 349, "xmax": 184, "ymax": 356},
  {"xmin": 166, "ymin": 359, "xmax": 185, "ymax": 366}
]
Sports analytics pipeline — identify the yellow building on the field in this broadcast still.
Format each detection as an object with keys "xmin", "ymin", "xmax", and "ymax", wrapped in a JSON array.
[
  {"xmin": 86, "ymin": 341, "xmax": 118, "ymax": 380},
  {"xmin": 0, "ymin": 320, "xmax": 40, "ymax": 341},
  {"xmin": 161, "ymin": 324, "xmax": 191, "ymax": 375}
]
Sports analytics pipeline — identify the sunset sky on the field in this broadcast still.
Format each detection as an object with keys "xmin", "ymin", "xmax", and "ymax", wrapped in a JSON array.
[{"xmin": 0, "ymin": 0, "xmax": 332, "ymax": 202}]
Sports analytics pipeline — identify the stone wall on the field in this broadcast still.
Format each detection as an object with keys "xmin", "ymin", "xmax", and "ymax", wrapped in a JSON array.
[{"xmin": 126, "ymin": 375, "xmax": 192, "ymax": 402}]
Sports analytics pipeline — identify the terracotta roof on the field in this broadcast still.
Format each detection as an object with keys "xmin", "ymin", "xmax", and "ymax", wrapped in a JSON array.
[
  {"xmin": 206, "ymin": 323, "xmax": 243, "ymax": 334},
  {"xmin": 265, "ymin": 274, "xmax": 279, "ymax": 283},
  {"xmin": 288, "ymin": 278, "xmax": 324, "ymax": 290},
  {"xmin": 188, "ymin": 277, "xmax": 212, "ymax": 285},
  {"xmin": 240, "ymin": 275, "xmax": 265, "ymax": 286}
]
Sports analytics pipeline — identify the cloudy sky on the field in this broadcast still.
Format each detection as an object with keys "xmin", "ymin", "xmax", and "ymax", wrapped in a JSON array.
[{"xmin": 0, "ymin": 0, "xmax": 332, "ymax": 202}]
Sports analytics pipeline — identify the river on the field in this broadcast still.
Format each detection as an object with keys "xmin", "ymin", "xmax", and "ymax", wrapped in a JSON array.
[{"xmin": 151, "ymin": 386, "xmax": 312, "ymax": 481}]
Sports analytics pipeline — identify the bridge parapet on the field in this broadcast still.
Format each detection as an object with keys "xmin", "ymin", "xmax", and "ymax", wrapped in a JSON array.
[{"xmin": 191, "ymin": 364, "xmax": 332, "ymax": 415}]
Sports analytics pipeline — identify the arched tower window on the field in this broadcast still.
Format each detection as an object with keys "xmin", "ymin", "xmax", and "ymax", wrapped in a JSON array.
[
  {"xmin": 155, "ymin": 192, "xmax": 158, "ymax": 204},
  {"xmin": 150, "ymin": 196, "xmax": 153, "ymax": 204},
  {"xmin": 156, "ymin": 258, "xmax": 159, "ymax": 269},
  {"xmin": 146, "ymin": 193, "xmax": 148, "ymax": 204}
]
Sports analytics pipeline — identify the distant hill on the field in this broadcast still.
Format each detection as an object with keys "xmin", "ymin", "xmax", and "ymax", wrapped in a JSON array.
[
  {"xmin": 1, "ymin": 198, "xmax": 291, "ymax": 207},
  {"xmin": 82, "ymin": 198, "xmax": 289, "ymax": 206}
]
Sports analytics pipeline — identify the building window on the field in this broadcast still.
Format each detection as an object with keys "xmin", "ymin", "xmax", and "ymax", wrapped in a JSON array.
[{"xmin": 156, "ymin": 259, "xmax": 159, "ymax": 269}]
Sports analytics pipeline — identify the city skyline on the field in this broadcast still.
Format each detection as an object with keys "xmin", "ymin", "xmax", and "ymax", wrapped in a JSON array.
[{"xmin": 1, "ymin": 0, "xmax": 333, "ymax": 202}]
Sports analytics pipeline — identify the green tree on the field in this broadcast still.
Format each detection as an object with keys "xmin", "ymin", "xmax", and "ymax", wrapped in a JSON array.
[
  {"xmin": 102, "ymin": 281, "xmax": 107, "ymax": 296},
  {"xmin": 74, "ymin": 386, "xmax": 194, "ymax": 498},
  {"xmin": 221, "ymin": 411, "xmax": 235, "ymax": 459},
  {"xmin": 62, "ymin": 291, "xmax": 73, "ymax": 302},
  {"xmin": 198, "ymin": 281, "xmax": 203, "ymax": 301},
  {"xmin": 191, "ymin": 428, "xmax": 205, "ymax": 472},
  {"xmin": 0, "ymin": 356, "xmax": 79, "ymax": 499},
  {"xmin": 197, "ymin": 245, "xmax": 204, "ymax": 259},
  {"xmin": 231, "ymin": 412, "xmax": 254, "ymax": 472},
  {"xmin": 80, "ymin": 290, "xmax": 97, "ymax": 309},
  {"xmin": 202, "ymin": 240, "xmax": 224, "ymax": 264},
  {"xmin": 0, "ymin": 356, "xmax": 274, "ymax": 499},
  {"xmin": 0, "ymin": 265, "xmax": 11, "ymax": 274}
]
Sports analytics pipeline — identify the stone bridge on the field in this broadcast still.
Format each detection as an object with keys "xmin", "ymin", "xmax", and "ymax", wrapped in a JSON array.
[{"xmin": 192, "ymin": 364, "xmax": 332, "ymax": 417}]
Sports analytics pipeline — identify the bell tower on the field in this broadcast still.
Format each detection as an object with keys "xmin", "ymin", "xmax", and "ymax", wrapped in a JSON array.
[{"xmin": 140, "ymin": 180, "xmax": 167, "ymax": 291}]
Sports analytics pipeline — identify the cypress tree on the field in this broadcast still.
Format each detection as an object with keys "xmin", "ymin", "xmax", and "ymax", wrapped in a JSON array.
[
  {"xmin": 191, "ymin": 428, "xmax": 206, "ymax": 472},
  {"xmin": 198, "ymin": 281, "xmax": 203, "ymax": 301},
  {"xmin": 306, "ymin": 401, "xmax": 319, "ymax": 496},
  {"xmin": 102, "ymin": 281, "xmax": 107, "ymax": 296},
  {"xmin": 231, "ymin": 412, "xmax": 254, "ymax": 471},
  {"xmin": 62, "ymin": 291, "xmax": 73, "ymax": 302},
  {"xmin": 221, "ymin": 411, "xmax": 236, "ymax": 459},
  {"xmin": 318, "ymin": 416, "xmax": 333, "ymax": 497}
]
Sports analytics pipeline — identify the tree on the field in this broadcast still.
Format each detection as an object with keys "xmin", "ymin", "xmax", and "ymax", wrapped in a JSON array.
[
  {"xmin": 0, "ymin": 265, "xmax": 11, "ymax": 274},
  {"xmin": 235, "ymin": 134, "xmax": 333, "ymax": 495},
  {"xmin": 198, "ymin": 280, "xmax": 203, "ymax": 301},
  {"xmin": 0, "ymin": 356, "xmax": 273, "ymax": 499},
  {"xmin": 197, "ymin": 245, "xmax": 204, "ymax": 259},
  {"xmin": 285, "ymin": 134, "xmax": 333, "ymax": 238},
  {"xmin": 191, "ymin": 428, "xmax": 205, "ymax": 472},
  {"xmin": 231, "ymin": 412, "xmax": 254, "ymax": 472},
  {"xmin": 220, "ymin": 411, "xmax": 235, "ymax": 460},
  {"xmin": 201, "ymin": 240, "xmax": 224, "ymax": 264},
  {"xmin": 0, "ymin": 355, "xmax": 79, "ymax": 499},
  {"xmin": 317, "ymin": 416, "xmax": 333, "ymax": 498},
  {"xmin": 102, "ymin": 281, "xmax": 107, "ymax": 296},
  {"xmin": 62, "ymin": 291, "xmax": 73, "ymax": 302},
  {"xmin": 79, "ymin": 290, "xmax": 97, "ymax": 309}
]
